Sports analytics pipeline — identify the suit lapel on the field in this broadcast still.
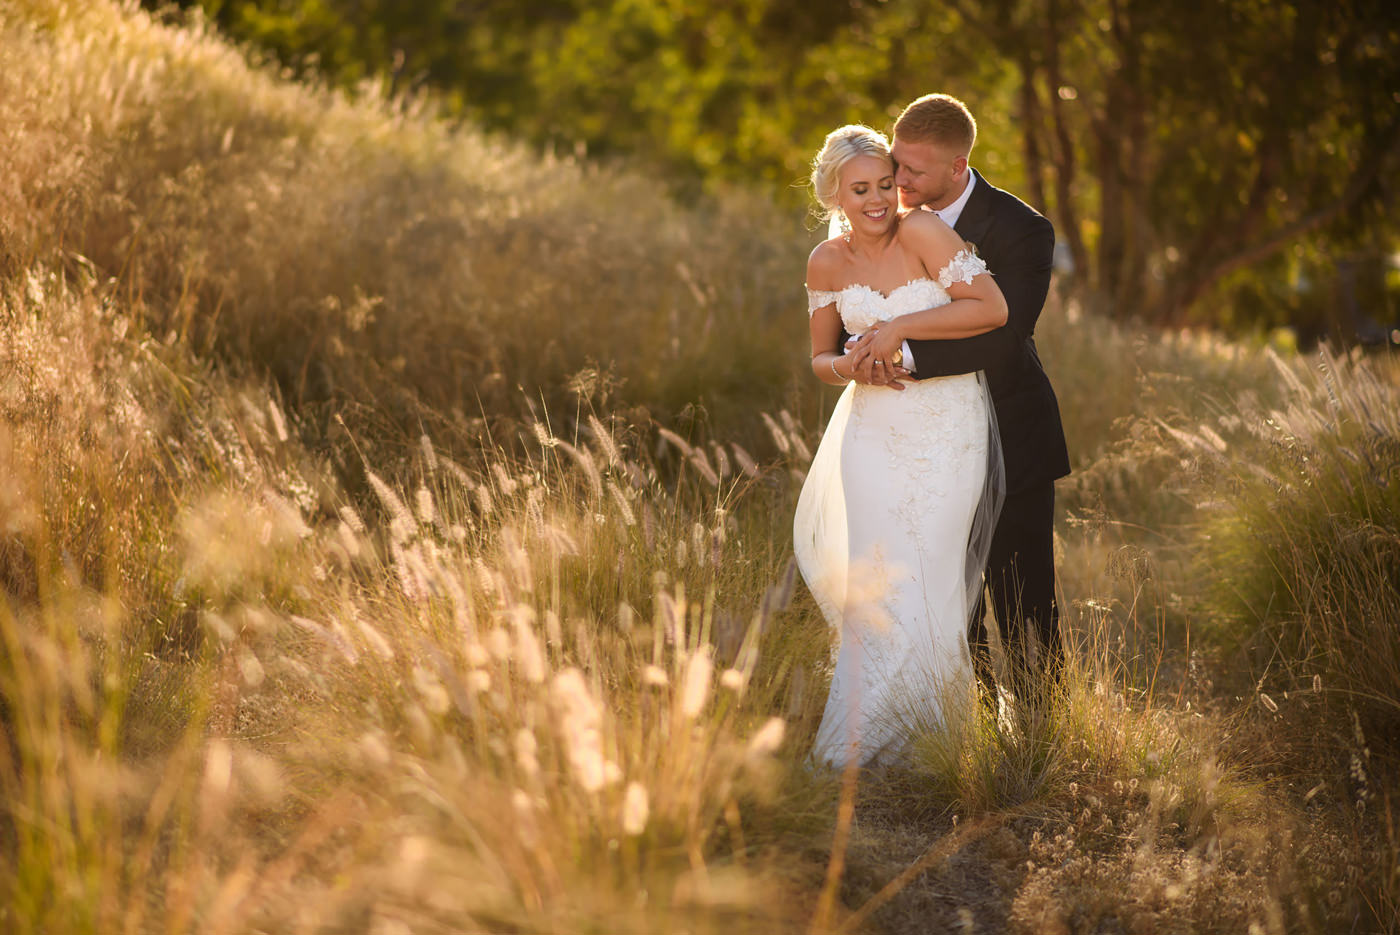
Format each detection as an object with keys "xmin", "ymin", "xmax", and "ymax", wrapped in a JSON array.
[{"xmin": 952, "ymin": 169, "xmax": 995, "ymax": 249}]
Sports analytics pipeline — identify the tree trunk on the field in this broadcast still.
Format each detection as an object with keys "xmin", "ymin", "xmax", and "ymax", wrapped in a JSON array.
[
  {"xmin": 1091, "ymin": 0, "xmax": 1128, "ymax": 318},
  {"xmin": 1111, "ymin": 2, "xmax": 1150, "ymax": 319},
  {"xmin": 1016, "ymin": 55, "xmax": 1049, "ymax": 214},
  {"xmin": 1042, "ymin": 0, "xmax": 1091, "ymax": 298}
]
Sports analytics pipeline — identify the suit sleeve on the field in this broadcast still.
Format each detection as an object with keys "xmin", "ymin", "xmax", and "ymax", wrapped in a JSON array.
[{"xmin": 907, "ymin": 212, "xmax": 1055, "ymax": 377}]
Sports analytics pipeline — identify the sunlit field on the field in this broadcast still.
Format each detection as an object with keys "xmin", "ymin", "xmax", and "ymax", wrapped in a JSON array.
[{"xmin": 2, "ymin": 2, "xmax": 1398, "ymax": 933}]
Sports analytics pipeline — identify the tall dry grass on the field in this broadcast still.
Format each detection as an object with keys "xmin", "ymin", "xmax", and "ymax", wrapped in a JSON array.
[
  {"xmin": 4, "ymin": 267, "xmax": 1323, "ymax": 932},
  {"xmin": 2, "ymin": 1, "xmax": 1398, "ymax": 933},
  {"xmin": 1163, "ymin": 347, "xmax": 1400, "ymax": 929},
  {"xmin": 1179, "ymin": 348, "xmax": 1400, "ymax": 731},
  {"xmin": 0, "ymin": 272, "xmax": 838, "ymax": 932}
]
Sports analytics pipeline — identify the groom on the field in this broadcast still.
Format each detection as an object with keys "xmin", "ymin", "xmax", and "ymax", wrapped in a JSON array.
[{"xmin": 849, "ymin": 93, "xmax": 1071, "ymax": 701}]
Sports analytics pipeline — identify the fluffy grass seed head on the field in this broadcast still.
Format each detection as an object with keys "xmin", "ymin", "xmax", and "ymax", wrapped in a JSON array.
[
  {"xmin": 622, "ymin": 781, "xmax": 649, "ymax": 836},
  {"xmin": 681, "ymin": 647, "xmax": 714, "ymax": 719},
  {"xmin": 747, "ymin": 718, "xmax": 786, "ymax": 759}
]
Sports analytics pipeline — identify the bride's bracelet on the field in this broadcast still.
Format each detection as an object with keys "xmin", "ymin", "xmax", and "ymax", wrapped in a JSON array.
[{"xmin": 830, "ymin": 356, "xmax": 850, "ymax": 383}]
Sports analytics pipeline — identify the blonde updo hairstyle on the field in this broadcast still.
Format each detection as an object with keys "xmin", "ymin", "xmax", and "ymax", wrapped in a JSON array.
[{"xmin": 810, "ymin": 124, "xmax": 892, "ymax": 221}]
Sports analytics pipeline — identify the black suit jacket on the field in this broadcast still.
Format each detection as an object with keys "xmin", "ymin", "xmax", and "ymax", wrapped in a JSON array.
[{"xmin": 908, "ymin": 170, "xmax": 1070, "ymax": 493}]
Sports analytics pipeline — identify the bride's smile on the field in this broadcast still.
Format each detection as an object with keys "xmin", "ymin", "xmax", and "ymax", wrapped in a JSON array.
[{"xmin": 834, "ymin": 153, "xmax": 898, "ymax": 240}]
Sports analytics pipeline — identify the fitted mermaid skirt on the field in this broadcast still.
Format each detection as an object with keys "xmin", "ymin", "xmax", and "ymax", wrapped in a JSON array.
[{"xmin": 795, "ymin": 268, "xmax": 1002, "ymax": 768}]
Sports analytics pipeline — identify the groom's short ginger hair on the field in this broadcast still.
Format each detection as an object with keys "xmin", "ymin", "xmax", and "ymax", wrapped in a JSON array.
[{"xmin": 894, "ymin": 94, "xmax": 977, "ymax": 156}]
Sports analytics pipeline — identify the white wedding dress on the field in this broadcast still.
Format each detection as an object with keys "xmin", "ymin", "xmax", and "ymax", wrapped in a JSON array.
[{"xmin": 797, "ymin": 251, "xmax": 1004, "ymax": 768}]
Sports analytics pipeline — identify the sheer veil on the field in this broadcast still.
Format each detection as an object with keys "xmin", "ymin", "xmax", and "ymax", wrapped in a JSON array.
[
  {"xmin": 827, "ymin": 210, "xmax": 849, "ymax": 241},
  {"xmin": 966, "ymin": 375, "xmax": 1005, "ymax": 631}
]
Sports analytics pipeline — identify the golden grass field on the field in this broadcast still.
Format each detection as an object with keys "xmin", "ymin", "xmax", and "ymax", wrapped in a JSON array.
[{"xmin": 2, "ymin": 2, "xmax": 1398, "ymax": 932}]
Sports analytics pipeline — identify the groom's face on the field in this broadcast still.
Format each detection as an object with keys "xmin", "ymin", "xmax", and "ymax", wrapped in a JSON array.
[{"xmin": 891, "ymin": 137, "xmax": 968, "ymax": 211}]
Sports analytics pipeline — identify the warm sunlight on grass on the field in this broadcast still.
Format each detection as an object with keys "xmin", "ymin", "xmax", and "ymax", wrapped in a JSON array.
[{"xmin": 1, "ymin": 2, "xmax": 1397, "ymax": 933}]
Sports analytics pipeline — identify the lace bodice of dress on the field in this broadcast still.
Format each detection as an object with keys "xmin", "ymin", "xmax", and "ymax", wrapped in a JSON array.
[{"xmin": 805, "ymin": 249, "xmax": 990, "ymax": 335}]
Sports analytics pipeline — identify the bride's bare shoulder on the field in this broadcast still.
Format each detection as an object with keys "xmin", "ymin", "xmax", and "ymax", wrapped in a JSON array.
[
  {"xmin": 806, "ymin": 238, "xmax": 845, "ymax": 290},
  {"xmin": 899, "ymin": 208, "xmax": 954, "ymax": 237},
  {"xmin": 899, "ymin": 208, "xmax": 962, "ymax": 253}
]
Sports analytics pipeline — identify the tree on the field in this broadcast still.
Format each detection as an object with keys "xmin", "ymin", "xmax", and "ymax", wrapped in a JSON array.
[
  {"xmin": 155, "ymin": 0, "xmax": 1400, "ymax": 330},
  {"xmin": 944, "ymin": 0, "xmax": 1400, "ymax": 324}
]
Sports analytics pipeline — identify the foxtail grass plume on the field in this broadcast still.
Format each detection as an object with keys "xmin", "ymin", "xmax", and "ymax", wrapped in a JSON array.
[
  {"xmin": 513, "ymin": 611, "xmax": 547, "ymax": 683},
  {"xmin": 731, "ymin": 442, "xmax": 760, "ymax": 478},
  {"xmin": 720, "ymin": 668, "xmax": 746, "ymax": 693},
  {"xmin": 761, "ymin": 413, "xmax": 790, "ymax": 455},
  {"xmin": 622, "ymin": 781, "xmax": 649, "ymax": 836},
  {"xmin": 680, "ymin": 647, "xmax": 713, "ymax": 719},
  {"xmin": 587, "ymin": 414, "xmax": 622, "ymax": 466},
  {"xmin": 551, "ymin": 668, "xmax": 614, "ymax": 792},
  {"xmin": 688, "ymin": 448, "xmax": 720, "ymax": 487},
  {"xmin": 607, "ymin": 479, "xmax": 636, "ymax": 526},
  {"xmin": 514, "ymin": 729, "xmax": 540, "ymax": 778},
  {"xmin": 746, "ymin": 718, "xmax": 786, "ymax": 759},
  {"xmin": 656, "ymin": 426, "xmax": 695, "ymax": 457}
]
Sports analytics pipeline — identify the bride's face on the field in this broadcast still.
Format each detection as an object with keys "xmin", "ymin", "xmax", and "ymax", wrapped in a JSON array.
[{"xmin": 836, "ymin": 154, "xmax": 897, "ymax": 236}]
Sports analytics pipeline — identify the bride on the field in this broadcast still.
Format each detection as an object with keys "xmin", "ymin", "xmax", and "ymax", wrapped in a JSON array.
[{"xmin": 796, "ymin": 124, "xmax": 1006, "ymax": 768}]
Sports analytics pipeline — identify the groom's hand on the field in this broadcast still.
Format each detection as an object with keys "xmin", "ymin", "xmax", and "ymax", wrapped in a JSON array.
[{"xmin": 846, "ymin": 330, "xmax": 910, "ymax": 389}]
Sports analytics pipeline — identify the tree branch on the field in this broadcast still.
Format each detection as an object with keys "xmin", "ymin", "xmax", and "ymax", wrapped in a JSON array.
[
  {"xmin": 1167, "ymin": 112, "xmax": 1400, "ymax": 317},
  {"xmin": 940, "ymin": 0, "xmax": 1010, "ymax": 48}
]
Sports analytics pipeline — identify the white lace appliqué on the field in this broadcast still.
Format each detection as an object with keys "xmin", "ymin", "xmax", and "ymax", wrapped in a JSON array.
[
  {"xmin": 826, "ymin": 280, "xmax": 944, "ymax": 334},
  {"xmin": 936, "ymin": 248, "xmax": 989, "ymax": 290},
  {"xmin": 804, "ymin": 251, "xmax": 987, "ymax": 325},
  {"xmin": 806, "ymin": 287, "xmax": 842, "ymax": 316}
]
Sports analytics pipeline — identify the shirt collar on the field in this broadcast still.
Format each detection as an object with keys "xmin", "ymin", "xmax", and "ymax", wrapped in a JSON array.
[{"xmin": 933, "ymin": 169, "xmax": 976, "ymax": 229}]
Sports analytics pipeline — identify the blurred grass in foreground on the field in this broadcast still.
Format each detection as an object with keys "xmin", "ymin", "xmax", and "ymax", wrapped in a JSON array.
[{"xmin": 2, "ymin": 1, "xmax": 1399, "ymax": 932}]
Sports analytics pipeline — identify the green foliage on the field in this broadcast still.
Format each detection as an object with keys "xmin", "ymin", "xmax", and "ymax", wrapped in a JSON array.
[{"xmin": 154, "ymin": 0, "xmax": 1400, "ymax": 331}]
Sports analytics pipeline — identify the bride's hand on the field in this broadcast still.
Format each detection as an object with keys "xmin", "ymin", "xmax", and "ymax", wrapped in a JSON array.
[{"xmin": 848, "ymin": 323, "xmax": 909, "ymax": 387}]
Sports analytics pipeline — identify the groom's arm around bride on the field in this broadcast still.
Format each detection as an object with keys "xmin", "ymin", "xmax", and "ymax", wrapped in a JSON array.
[{"xmin": 883, "ymin": 93, "xmax": 1071, "ymax": 700}]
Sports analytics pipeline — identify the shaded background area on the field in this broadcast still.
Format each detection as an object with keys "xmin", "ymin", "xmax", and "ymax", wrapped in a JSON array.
[{"xmin": 157, "ymin": 0, "xmax": 1400, "ymax": 341}]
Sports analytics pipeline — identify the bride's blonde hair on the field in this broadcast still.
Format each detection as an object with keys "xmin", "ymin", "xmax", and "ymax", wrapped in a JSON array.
[{"xmin": 810, "ymin": 125, "xmax": 891, "ymax": 220}]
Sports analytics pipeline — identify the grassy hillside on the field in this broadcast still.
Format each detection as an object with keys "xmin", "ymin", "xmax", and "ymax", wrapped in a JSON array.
[
  {"xmin": 2, "ymin": 2, "xmax": 1398, "ymax": 933},
  {"xmin": 2, "ymin": 0, "xmax": 814, "ymax": 453}
]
